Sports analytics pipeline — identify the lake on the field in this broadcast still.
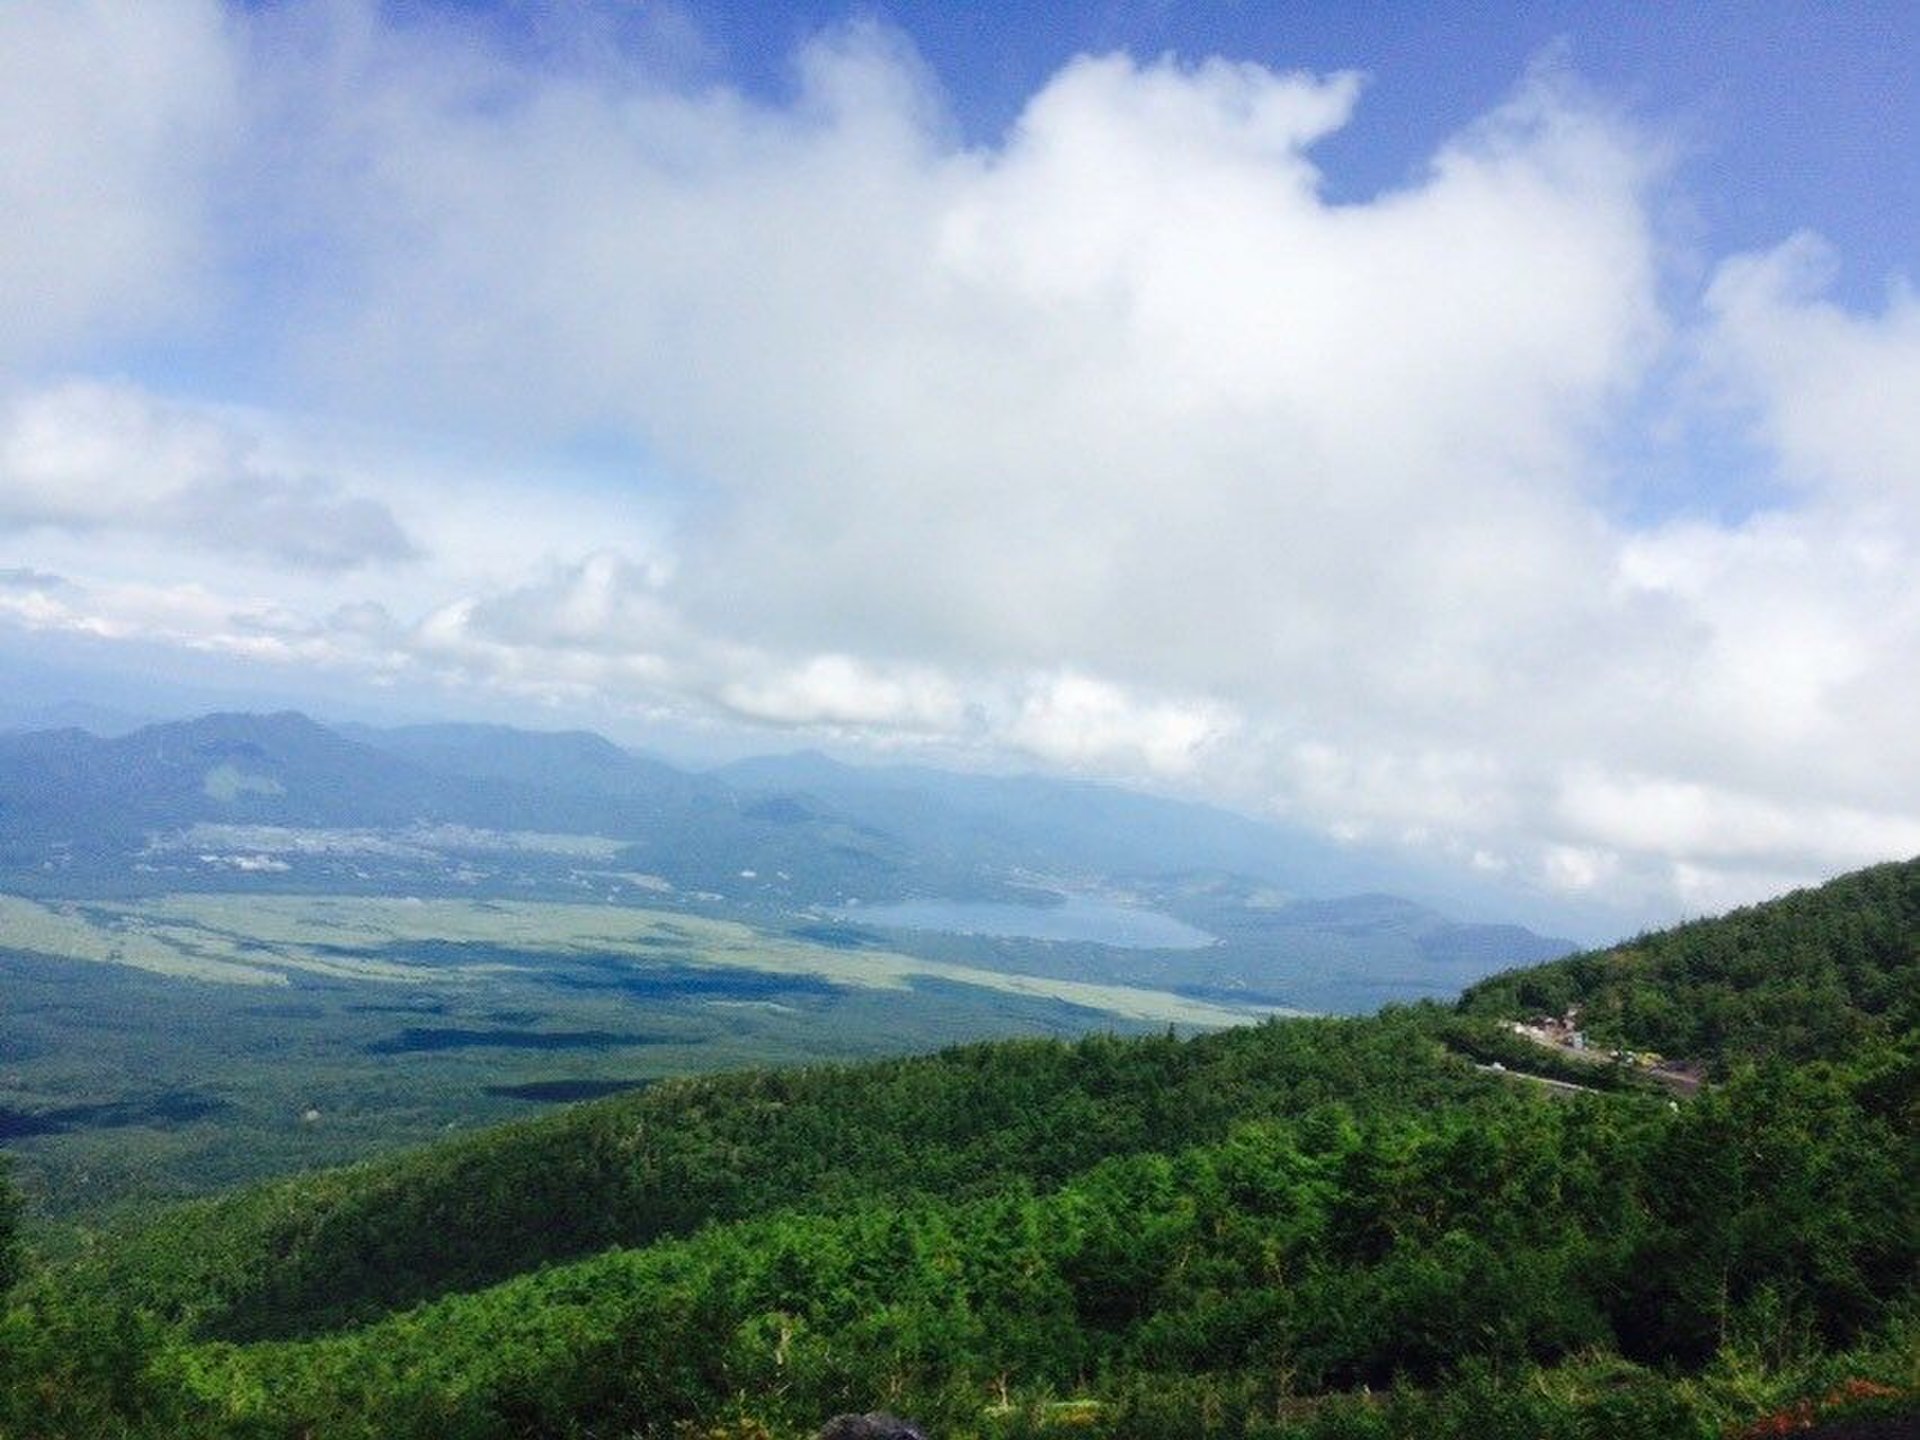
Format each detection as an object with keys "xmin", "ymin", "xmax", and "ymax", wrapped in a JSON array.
[{"xmin": 845, "ymin": 894, "xmax": 1215, "ymax": 950}]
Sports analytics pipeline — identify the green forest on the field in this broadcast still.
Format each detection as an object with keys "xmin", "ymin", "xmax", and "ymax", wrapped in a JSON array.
[{"xmin": 1, "ymin": 862, "xmax": 1915, "ymax": 1439}]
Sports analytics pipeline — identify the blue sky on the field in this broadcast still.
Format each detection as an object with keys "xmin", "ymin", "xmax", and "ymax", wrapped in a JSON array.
[
  {"xmin": 1, "ymin": 0, "xmax": 1916, "ymax": 930},
  {"xmin": 680, "ymin": 1, "xmax": 1920, "ymax": 298}
]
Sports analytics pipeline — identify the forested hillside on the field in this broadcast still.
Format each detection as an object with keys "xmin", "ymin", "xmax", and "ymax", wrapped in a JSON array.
[
  {"xmin": 43, "ymin": 1016, "xmax": 1481, "ymax": 1343},
  {"xmin": 1460, "ymin": 857, "xmax": 1920, "ymax": 1071},
  {"xmin": 1, "ymin": 862, "xmax": 1915, "ymax": 1439}
]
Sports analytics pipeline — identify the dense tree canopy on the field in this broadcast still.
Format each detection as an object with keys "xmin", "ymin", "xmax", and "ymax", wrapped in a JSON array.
[
  {"xmin": 0, "ymin": 1156, "xmax": 20, "ymax": 1298},
  {"xmin": 2, "ymin": 858, "xmax": 1916, "ymax": 1438},
  {"xmin": 1459, "ymin": 857, "xmax": 1920, "ymax": 1071}
]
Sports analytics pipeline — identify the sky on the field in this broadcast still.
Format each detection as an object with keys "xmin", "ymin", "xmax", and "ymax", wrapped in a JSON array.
[{"xmin": 1, "ymin": 0, "xmax": 1917, "ymax": 932}]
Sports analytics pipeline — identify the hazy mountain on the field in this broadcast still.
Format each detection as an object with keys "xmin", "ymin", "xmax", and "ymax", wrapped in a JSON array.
[
  {"xmin": 0, "ymin": 710, "xmax": 1574, "ymax": 999},
  {"xmin": 0, "ymin": 712, "xmax": 922, "ymax": 905},
  {"xmin": 0, "ymin": 712, "xmax": 461, "ymax": 862},
  {"xmin": 715, "ymin": 751, "xmax": 1347, "ymax": 884},
  {"xmin": 713, "ymin": 750, "xmax": 1538, "ymax": 920},
  {"xmin": 0, "ymin": 698, "xmax": 154, "ymax": 737},
  {"xmin": 339, "ymin": 721, "xmax": 715, "ymax": 812}
]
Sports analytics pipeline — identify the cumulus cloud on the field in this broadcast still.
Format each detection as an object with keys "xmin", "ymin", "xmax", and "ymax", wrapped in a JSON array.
[
  {"xmin": 1003, "ymin": 673, "xmax": 1235, "ymax": 778},
  {"xmin": 256, "ymin": 28, "xmax": 1661, "ymax": 696},
  {"xmin": 1, "ymin": 2, "xmax": 1916, "ymax": 927},
  {"xmin": 0, "ymin": 567, "xmax": 67, "ymax": 590},
  {"xmin": 0, "ymin": 381, "xmax": 417, "ymax": 571},
  {"xmin": 1702, "ymin": 234, "xmax": 1920, "ymax": 506},
  {"xmin": 717, "ymin": 654, "xmax": 967, "ymax": 732},
  {"xmin": 0, "ymin": 0, "xmax": 235, "ymax": 365}
]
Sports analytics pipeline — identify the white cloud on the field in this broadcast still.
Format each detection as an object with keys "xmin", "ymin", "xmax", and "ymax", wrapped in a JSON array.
[
  {"xmin": 0, "ymin": 570, "xmax": 280, "ymax": 649},
  {"xmin": 0, "ymin": 380, "xmax": 416, "ymax": 570},
  {"xmin": 1557, "ymin": 770, "xmax": 1920, "ymax": 869},
  {"xmin": 1001, "ymin": 673, "xmax": 1235, "ymax": 777},
  {"xmin": 458, "ymin": 551, "xmax": 680, "ymax": 657},
  {"xmin": 1, "ymin": 4, "xmax": 1917, "ymax": 929},
  {"xmin": 1703, "ymin": 233, "xmax": 1920, "ymax": 506},
  {"xmin": 0, "ymin": 0, "xmax": 235, "ymax": 365},
  {"xmin": 1542, "ymin": 844, "xmax": 1619, "ymax": 896},
  {"xmin": 718, "ymin": 654, "xmax": 967, "ymax": 732}
]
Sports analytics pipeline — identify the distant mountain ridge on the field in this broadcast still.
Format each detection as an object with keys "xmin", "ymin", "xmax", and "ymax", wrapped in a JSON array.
[
  {"xmin": 0, "ymin": 698, "xmax": 153, "ymax": 737},
  {"xmin": 0, "ymin": 709, "xmax": 1575, "ymax": 1010},
  {"xmin": 336, "ymin": 721, "xmax": 713, "ymax": 810},
  {"xmin": 0, "ymin": 710, "xmax": 915, "ymax": 902},
  {"xmin": 715, "ymin": 749, "xmax": 1414, "ymax": 896},
  {"xmin": 0, "ymin": 711, "xmax": 455, "ymax": 858}
]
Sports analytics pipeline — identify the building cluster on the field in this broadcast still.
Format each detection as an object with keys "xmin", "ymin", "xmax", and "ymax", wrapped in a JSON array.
[{"xmin": 1505, "ymin": 1008, "xmax": 1593, "ymax": 1054}]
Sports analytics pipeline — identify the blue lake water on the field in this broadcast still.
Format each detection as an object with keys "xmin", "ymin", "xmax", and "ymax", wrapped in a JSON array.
[{"xmin": 844, "ymin": 895, "xmax": 1215, "ymax": 950}]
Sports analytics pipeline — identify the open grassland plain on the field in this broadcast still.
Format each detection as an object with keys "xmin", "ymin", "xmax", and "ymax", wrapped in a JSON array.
[
  {"xmin": 0, "ymin": 890, "xmax": 1262, "ymax": 1022},
  {"xmin": 0, "ymin": 891, "xmax": 1268, "ymax": 1224}
]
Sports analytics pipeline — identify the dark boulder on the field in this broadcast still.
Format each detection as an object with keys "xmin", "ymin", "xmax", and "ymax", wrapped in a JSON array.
[{"xmin": 815, "ymin": 1414, "xmax": 928, "ymax": 1440}]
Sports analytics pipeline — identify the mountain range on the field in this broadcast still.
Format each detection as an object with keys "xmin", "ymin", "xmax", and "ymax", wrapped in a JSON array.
[{"xmin": 0, "ymin": 709, "xmax": 1574, "ymax": 1012}]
